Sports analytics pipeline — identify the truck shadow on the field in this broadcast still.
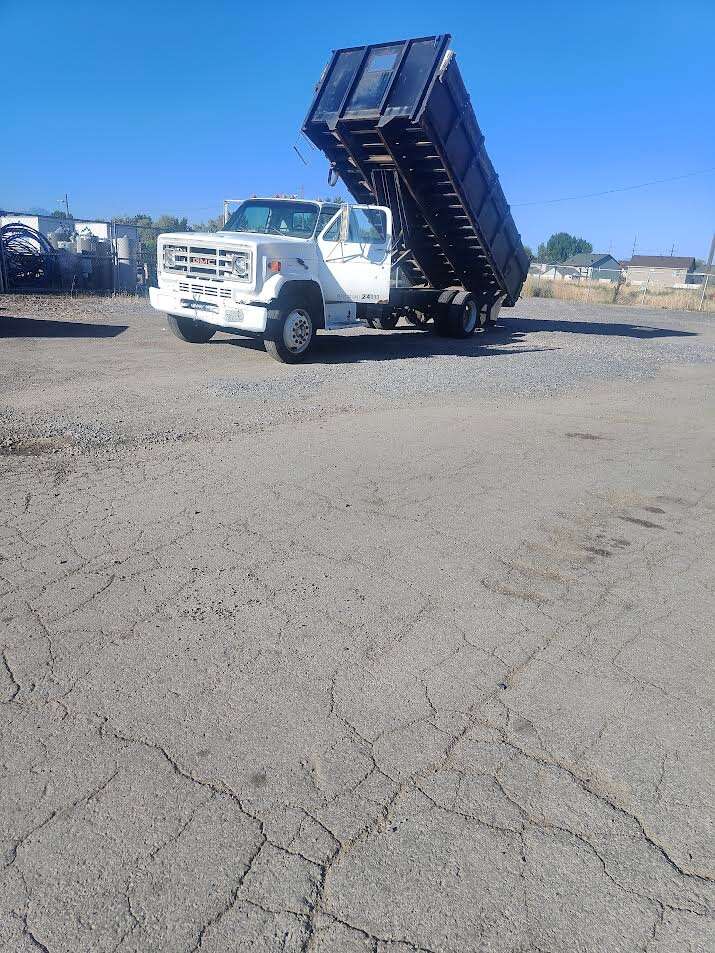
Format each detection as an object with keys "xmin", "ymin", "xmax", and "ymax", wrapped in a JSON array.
[
  {"xmin": 213, "ymin": 321, "xmax": 556, "ymax": 362},
  {"xmin": 308, "ymin": 323, "xmax": 551, "ymax": 363},
  {"xmin": 213, "ymin": 313, "xmax": 695, "ymax": 364},
  {"xmin": 504, "ymin": 316, "xmax": 697, "ymax": 339},
  {"xmin": 306, "ymin": 313, "xmax": 697, "ymax": 363},
  {"xmin": 0, "ymin": 315, "xmax": 128, "ymax": 338}
]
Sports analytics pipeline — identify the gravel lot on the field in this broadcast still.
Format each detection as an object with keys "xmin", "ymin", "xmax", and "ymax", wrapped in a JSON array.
[{"xmin": 1, "ymin": 294, "xmax": 713, "ymax": 952}]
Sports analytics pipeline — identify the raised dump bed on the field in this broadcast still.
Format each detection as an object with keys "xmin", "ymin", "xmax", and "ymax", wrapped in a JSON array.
[{"xmin": 303, "ymin": 34, "xmax": 529, "ymax": 308}]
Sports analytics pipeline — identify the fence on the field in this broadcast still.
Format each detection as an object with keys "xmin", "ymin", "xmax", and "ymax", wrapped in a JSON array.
[
  {"xmin": 0, "ymin": 212, "xmax": 169, "ymax": 296},
  {"xmin": 525, "ymin": 267, "xmax": 714, "ymax": 312}
]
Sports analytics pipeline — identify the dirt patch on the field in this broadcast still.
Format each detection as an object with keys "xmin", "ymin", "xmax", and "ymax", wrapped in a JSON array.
[{"xmin": 0, "ymin": 436, "xmax": 80, "ymax": 456}]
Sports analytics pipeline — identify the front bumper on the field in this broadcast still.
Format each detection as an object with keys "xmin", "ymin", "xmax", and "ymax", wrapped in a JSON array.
[{"xmin": 149, "ymin": 286, "xmax": 269, "ymax": 334}]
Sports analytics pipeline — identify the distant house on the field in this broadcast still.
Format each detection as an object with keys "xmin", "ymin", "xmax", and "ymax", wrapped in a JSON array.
[
  {"xmin": 561, "ymin": 253, "xmax": 622, "ymax": 282},
  {"xmin": 625, "ymin": 255, "xmax": 696, "ymax": 287},
  {"xmin": 539, "ymin": 264, "xmax": 582, "ymax": 281}
]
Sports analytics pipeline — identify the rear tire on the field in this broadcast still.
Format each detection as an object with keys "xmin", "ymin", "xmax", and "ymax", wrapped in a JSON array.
[
  {"xmin": 264, "ymin": 301, "xmax": 315, "ymax": 363},
  {"xmin": 167, "ymin": 314, "xmax": 216, "ymax": 343},
  {"xmin": 433, "ymin": 289, "xmax": 459, "ymax": 337},
  {"xmin": 448, "ymin": 292, "xmax": 479, "ymax": 338}
]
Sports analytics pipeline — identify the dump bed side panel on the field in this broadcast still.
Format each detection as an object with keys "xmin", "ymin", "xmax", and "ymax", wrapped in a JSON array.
[
  {"xmin": 303, "ymin": 37, "xmax": 529, "ymax": 305},
  {"xmin": 420, "ymin": 56, "xmax": 529, "ymax": 304}
]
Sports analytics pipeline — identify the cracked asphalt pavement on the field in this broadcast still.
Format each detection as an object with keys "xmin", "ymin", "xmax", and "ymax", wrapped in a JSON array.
[{"xmin": 0, "ymin": 295, "xmax": 713, "ymax": 952}]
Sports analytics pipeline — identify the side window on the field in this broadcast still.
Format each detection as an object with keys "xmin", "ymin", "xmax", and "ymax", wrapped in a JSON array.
[
  {"xmin": 316, "ymin": 204, "xmax": 340, "ymax": 234},
  {"xmin": 321, "ymin": 208, "xmax": 343, "ymax": 242},
  {"xmin": 347, "ymin": 208, "xmax": 386, "ymax": 243}
]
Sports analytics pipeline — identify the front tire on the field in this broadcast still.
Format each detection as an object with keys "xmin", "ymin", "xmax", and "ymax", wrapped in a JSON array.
[
  {"xmin": 264, "ymin": 303, "xmax": 315, "ymax": 363},
  {"xmin": 167, "ymin": 314, "xmax": 216, "ymax": 343}
]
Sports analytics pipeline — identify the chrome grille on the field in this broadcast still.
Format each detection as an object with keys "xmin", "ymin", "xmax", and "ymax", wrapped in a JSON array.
[
  {"xmin": 164, "ymin": 243, "xmax": 250, "ymax": 280},
  {"xmin": 178, "ymin": 281, "xmax": 232, "ymax": 299}
]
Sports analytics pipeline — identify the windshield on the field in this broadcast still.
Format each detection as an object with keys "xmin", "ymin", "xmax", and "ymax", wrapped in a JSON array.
[{"xmin": 223, "ymin": 200, "xmax": 321, "ymax": 239}]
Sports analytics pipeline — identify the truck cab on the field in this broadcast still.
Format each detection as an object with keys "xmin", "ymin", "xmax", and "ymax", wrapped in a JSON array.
[{"xmin": 149, "ymin": 197, "xmax": 392, "ymax": 362}]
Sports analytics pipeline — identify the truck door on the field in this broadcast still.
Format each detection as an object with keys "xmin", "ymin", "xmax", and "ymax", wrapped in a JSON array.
[{"xmin": 317, "ymin": 205, "xmax": 392, "ymax": 326}]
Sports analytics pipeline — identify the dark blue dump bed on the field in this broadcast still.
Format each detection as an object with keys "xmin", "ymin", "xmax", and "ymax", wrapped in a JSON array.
[{"xmin": 303, "ymin": 35, "xmax": 529, "ymax": 306}]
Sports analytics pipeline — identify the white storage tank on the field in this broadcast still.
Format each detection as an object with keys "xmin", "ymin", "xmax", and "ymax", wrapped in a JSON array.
[
  {"xmin": 76, "ymin": 233, "xmax": 98, "ymax": 255},
  {"xmin": 115, "ymin": 235, "xmax": 137, "ymax": 292}
]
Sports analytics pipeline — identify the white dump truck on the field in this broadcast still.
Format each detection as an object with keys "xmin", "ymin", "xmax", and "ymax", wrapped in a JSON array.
[
  {"xmin": 149, "ymin": 34, "xmax": 528, "ymax": 363},
  {"xmin": 151, "ymin": 198, "xmax": 402, "ymax": 362}
]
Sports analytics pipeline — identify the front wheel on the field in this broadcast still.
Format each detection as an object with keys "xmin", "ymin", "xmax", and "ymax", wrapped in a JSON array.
[
  {"xmin": 167, "ymin": 314, "xmax": 216, "ymax": 343},
  {"xmin": 264, "ymin": 304, "xmax": 315, "ymax": 363}
]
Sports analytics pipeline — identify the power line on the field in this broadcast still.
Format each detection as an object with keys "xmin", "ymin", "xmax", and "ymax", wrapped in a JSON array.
[{"xmin": 513, "ymin": 167, "xmax": 715, "ymax": 207}]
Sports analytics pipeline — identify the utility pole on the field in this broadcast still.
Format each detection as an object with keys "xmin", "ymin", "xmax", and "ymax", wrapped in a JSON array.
[
  {"xmin": 669, "ymin": 242, "xmax": 675, "ymax": 257},
  {"xmin": 631, "ymin": 234, "xmax": 637, "ymax": 259},
  {"xmin": 0, "ymin": 235, "xmax": 6, "ymax": 293},
  {"xmin": 57, "ymin": 194, "xmax": 71, "ymax": 219},
  {"xmin": 698, "ymin": 232, "xmax": 715, "ymax": 312}
]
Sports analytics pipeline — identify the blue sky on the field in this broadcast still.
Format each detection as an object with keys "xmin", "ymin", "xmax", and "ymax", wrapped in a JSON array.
[{"xmin": 2, "ymin": 0, "xmax": 713, "ymax": 260}]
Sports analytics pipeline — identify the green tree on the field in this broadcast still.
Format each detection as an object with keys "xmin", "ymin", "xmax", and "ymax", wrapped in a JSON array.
[
  {"xmin": 536, "ymin": 232, "xmax": 592, "ymax": 263},
  {"xmin": 523, "ymin": 244, "xmax": 534, "ymax": 261},
  {"xmin": 155, "ymin": 215, "xmax": 189, "ymax": 232},
  {"xmin": 191, "ymin": 215, "xmax": 224, "ymax": 233},
  {"xmin": 115, "ymin": 214, "xmax": 190, "ymax": 285}
]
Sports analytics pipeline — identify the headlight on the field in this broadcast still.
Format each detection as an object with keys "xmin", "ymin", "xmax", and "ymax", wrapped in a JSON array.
[
  {"xmin": 163, "ymin": 246, "xmax": 178, "ymax": 269},
  {"xmin": 232, "ymin": 253, "xmax": 250, "ymax": 279}
]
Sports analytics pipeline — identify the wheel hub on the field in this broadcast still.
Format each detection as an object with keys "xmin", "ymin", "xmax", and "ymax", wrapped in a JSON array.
[
  {"xmin": 283, "ymin": 309, "xmax": 312, "ymax": 354},
  {"xmin": 462, "ymin": 300, "xmax": 478, "ymax": 333}
]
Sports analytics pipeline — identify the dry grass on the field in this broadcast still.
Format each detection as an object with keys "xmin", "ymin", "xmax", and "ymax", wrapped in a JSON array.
[{"xmin": 523, "ymin": 277, "xmax": 715, "ymax": 313}]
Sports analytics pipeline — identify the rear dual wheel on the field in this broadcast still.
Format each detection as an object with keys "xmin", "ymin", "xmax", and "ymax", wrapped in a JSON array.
[
  {"xmin": 433, "ymin": 291, "xmax": 481, "ymax": 338},
  {"xmin": 449, "ymin": 291, "xmax": 480, "ymax": 338},
  {"xmin": 433, "ymin": 289, "xmax": 459, "ymax": 337}
]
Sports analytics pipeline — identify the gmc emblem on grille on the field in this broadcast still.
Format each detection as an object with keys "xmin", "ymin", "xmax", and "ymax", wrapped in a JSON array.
[{"xmin": 194, "ymin": 257, "xmax": 212, "ymax": 265}]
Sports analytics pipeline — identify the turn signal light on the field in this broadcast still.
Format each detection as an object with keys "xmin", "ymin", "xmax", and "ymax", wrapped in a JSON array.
[{"xmin": 267, "ymin": 260, "xmax": 282, "ymax": 273}]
